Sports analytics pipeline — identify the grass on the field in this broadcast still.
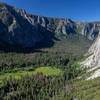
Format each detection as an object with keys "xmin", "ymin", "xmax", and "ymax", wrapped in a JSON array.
[
  {"xmin": 74, "ymin": 77, "xmax": 100, "ymax": 100},
  {"xmin": 53, "ymin": 74, "xmax": 100, "ymax": 100},
  {"xmin": 0, "ymin": 67, "xmax": 62, "ymax": 86},
  {"xmin": 34, "ymin": 67, "xmax": 62, "ymax": 76}
]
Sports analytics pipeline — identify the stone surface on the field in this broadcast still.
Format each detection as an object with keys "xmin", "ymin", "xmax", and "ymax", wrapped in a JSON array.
[
  {"xmin": 86, "ymin": 68, "xmax": 100, "ymax": 80},
  {"xmin": 72, "ymin": 98, "xmax": 78, "ymax": 100},
  {"xmin": 81, "ymin": 31, "xmax": 100, "ymax": 68}
]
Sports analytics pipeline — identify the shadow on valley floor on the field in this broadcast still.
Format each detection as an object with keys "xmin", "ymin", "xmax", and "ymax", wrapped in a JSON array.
[
  {"xmin": 0, "ymin": 34, "xmax": 60, "ymax": 54},
  {"xmin": 0, "ymin": 20, "xmax": 61, "ymax": 53}
]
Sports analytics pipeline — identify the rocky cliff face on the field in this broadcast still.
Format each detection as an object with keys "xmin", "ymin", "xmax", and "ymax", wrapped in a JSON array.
[
  {"xmin": 76, "ymin": 22, "xmax": 100, "ymax": 40},
  {"xmin": 0, "ymin": 2, "xmax": 100, "ymax": 48},
  {"xmin": 81, "ymin": 31, "xmax": 100, "ymax": 68}
]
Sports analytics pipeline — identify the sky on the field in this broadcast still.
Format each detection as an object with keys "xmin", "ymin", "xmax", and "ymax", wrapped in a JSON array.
[{"xmin": 0, "ymin": 0, "xmax": 100, "ymax": 22}]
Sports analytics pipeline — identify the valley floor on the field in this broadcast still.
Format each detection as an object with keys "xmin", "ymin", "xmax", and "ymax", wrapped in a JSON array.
[
  {"xmin": 0, "ymin": 36, "xmax": 97, "ymax": 100},
  {"xmin": 0, "ymin": 67, "xmax": 62, "ymax": 87}
]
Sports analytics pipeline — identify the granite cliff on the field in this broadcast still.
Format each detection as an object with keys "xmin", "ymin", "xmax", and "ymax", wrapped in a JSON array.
[{"xmin": 81, "ymin": 31, "xmax": 100, "ymax": 68}]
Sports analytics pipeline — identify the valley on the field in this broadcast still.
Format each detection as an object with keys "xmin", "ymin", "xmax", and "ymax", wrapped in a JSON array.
[{"xmin": 0, "ymin": 1, "xmax": 100, "ymax": 100}]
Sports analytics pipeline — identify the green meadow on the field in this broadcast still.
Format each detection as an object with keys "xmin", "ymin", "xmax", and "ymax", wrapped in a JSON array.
[{"xmin": 0, "ymin": 67, "xmax": 62, "ymax": 86}]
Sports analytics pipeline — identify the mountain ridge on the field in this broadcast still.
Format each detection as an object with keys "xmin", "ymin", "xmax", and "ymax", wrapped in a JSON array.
[{"xmin": 0, "ymin": 2, "xmax": 100, "ymax": 48}]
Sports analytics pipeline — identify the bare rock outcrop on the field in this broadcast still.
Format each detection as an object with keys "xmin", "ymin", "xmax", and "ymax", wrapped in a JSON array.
[{"xmin": 81, "ymin": 31, "xmax": 100, "ymax": 68}]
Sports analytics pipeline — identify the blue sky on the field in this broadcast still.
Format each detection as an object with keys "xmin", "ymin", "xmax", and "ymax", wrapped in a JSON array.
[{"xmin": 0, "ymin": 0, "xmax": 100, "ymax": 22}]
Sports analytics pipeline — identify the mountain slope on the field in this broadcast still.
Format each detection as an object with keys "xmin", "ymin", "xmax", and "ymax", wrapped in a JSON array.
[{"xmin": 0, "ymin": 2, "xmax": 100, "ymax": 49}]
